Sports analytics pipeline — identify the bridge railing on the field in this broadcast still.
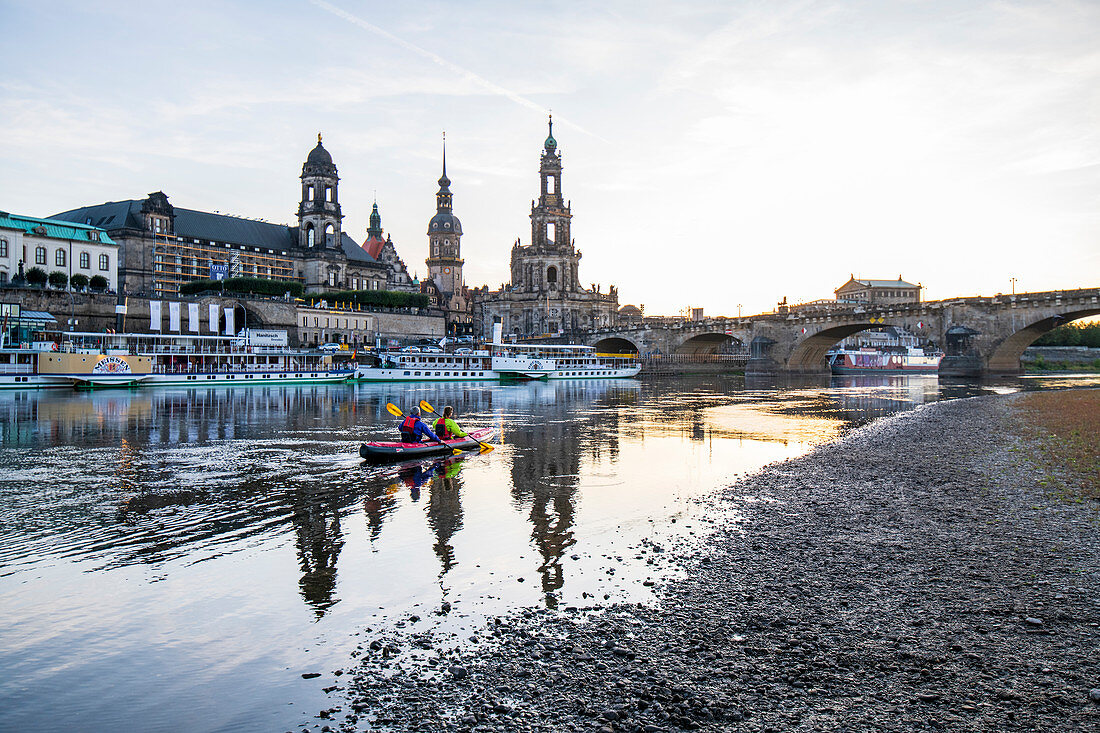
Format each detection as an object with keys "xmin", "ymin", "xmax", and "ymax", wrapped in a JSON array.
[{"xmin": 641, "ymin": 353, "xmax": 750, "ymax": 365}]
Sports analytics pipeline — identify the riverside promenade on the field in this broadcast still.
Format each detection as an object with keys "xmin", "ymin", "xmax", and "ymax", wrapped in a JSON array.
[{"xmin": 342, "ymin": 390, "xmax": 1100, "ymax": 732}]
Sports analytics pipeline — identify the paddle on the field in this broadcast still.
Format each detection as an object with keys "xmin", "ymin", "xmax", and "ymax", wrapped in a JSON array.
[
  {"xmin": 386, "ymin": 402, "xmax": 461, "ymax": 455},
  {"xmin": 419, "ymin": 399, "xmax": 494, "ymax": 454}
]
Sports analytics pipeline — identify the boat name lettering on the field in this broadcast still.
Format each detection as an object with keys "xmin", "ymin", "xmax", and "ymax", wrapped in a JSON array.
[{"xmin": 92, "ymin": 356, "xmax": 132, "ymax": 375}]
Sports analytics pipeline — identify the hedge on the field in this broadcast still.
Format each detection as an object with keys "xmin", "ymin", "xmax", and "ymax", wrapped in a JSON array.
[
  {"xmin": 179, "ymin": 278, "xmax": 305, "ymax": 297},
  {"xmin": 309, "ymin": 289, "xmax": 429, "ymax": 310}
]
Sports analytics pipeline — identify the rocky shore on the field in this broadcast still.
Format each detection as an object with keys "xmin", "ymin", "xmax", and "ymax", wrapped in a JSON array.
[{"xmin": 331, "ymin": 393, "xmax": 1099, "ymax": 732}]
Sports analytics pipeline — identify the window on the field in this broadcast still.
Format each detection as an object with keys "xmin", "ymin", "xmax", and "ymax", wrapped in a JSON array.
[
  {"xmin": 325, "ymin": 186, "xmax": 333, "ymax": 202},
  {"xmin": 547, "ymin": 266, "xmax": 557, "ymax": 284},
  {"xmin": 88, "ymin": 231, "xmax": 99, "ymax": 242},
  {"xmin": 306, "ymin": 225, "xmax": 315, "ymax": 247},
  {"xmin": 307, "ymin": 185, "xmax": 314, "ymax": 201},
  {"xmin": 0, "ymin": 239, "xmax": 6, "ymax": 258},
  {"xmin": 55, "ymin": 249, "xmax": 66, "ymax": 267},
  {"xmin": 35, "ymin": 247, "xmax": 46, "ymax": 265},
  {"xmin": 99, "ymin": 254, "xmax": 109, "ymax": 270},
  {"xmin": 0, "ymin": 272, "xmax": 6, "ymax": 284},
  {"xmin": 80, "ymin": 251, "xmax": 90, "ymax": 269}
]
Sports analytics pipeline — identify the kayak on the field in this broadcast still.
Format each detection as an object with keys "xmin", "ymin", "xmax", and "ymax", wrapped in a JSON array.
[{"xmin": 359, "ymin": 427, "xmax": 496, "ymax": 463}]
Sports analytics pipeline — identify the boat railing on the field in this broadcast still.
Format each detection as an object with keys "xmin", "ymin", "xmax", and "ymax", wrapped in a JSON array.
[{"xmin": 0, "ymin": 364, "xmax": 35, "ymax": 374}]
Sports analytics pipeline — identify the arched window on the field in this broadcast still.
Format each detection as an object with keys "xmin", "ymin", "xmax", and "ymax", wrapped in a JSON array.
[
  {"xmin": 307, "ymin": 185, "xmax": 314, "ymax": 201},
  {"xmin": 99, "ymin": 254, "xmax": 109, "ymax": 270},
  {"xmin": 306, "ymin": 224, "xmax": 315, "ymax": 247},
  {"xmin": 547, "ymin": 176, "xmax": 556, "ymax": 194},
  {"xmin": 55, "ymin": 249, "xmax": 66, "ymax": 266},
  {"xmin": 324, "ymin": 223, "xmax": 335, "ymax": 248},
  {"xmin": 34, "ymin": 246, "xmax": 46, "ymax": 265},
  {"xmin": 325, "ymin": 186, "xmax": 333, "ymax": 202},
  {"xmin": 79, "ymin": 251, "xmax": 90, "ymax": 269},
  {"xmin": 546, "ymin": 222, "xmax": 556, "ymax": 243},
  {"xmin": 547, "ymin": 266, "xmax": 557, "ymax": 284}
]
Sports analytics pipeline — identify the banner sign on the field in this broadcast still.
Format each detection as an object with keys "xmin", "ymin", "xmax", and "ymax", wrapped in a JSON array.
[
  {"xmin": 210, "ymin": 263, "xmax": 229, "ymax": 281},
  {"xmin": 168, "ymin": 301, "xmax": 181, "ymax": 332},
  {"xmin": 188, "ymin": 303, "xmax": 200, "ymax": 332},
  {"xmin": 223, "ymin": 307, "xmax": 235, "ymax": 336},
  {"xmin": 149, "ymin": 301, "xmax": 162, "ymax": 331},
  {"xmin": 209, "ymin": 303, "xmax": 219, "ymax": 333}
]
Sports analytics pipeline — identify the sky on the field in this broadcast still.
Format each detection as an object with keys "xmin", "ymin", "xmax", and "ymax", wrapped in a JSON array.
[{"xmin": 1, "ymin": 0, "xmax": 1098, "ymax": 317}]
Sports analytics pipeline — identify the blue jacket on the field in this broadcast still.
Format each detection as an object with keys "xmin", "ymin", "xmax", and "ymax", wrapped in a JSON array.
[{"xmin": 399, "ymin": 415, "xmax": 440, "ymax": 443}]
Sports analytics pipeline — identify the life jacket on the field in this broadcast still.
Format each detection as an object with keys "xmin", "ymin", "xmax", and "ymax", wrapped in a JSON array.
[
  {"xmin": 434, "ymin": 417, "xmax": 453, "ymax": 440},
  {"xmin": 400, "ymin": 415, "xmax": 418, "ymax": 439}
]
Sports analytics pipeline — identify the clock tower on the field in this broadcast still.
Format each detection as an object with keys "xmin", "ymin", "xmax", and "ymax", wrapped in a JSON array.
[{"xmin": 425, "ymin": 134, "xmax": 463, "ymax": 296}]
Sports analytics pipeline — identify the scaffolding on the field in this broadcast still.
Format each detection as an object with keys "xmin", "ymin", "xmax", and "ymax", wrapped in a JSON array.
[{"xmin": 152, "ymin": 233, "xmax": 303, "ymax": 297}]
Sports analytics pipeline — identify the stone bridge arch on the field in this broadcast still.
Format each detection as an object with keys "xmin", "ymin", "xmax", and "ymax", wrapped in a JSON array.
[
  {"xmin": 593, "ymin": 336, "xmax": 640, "ymax": 354},
  {"xmin": 673, "ymin": 332, "xmax": 746, "ymax": 355},
  {"xmin": 986, "ymin": 307, "xmax": 1100, "ymax": 373},
  {"xmin": 786, "ymin": 323, "xmax": 895, "ymax": 371}
]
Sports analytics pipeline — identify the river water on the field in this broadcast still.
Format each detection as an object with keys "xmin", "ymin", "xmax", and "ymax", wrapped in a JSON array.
[{"xmin": 0, "ymin": 373, "xmax": 1096, "ymax": 732}]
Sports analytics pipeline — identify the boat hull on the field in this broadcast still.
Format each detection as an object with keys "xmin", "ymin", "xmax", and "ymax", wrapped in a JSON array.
[{"xmin": 359, "ymin": 427, "xmax": 496, "ymax": 463}]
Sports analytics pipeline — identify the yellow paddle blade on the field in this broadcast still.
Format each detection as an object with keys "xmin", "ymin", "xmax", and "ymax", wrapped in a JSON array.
[
  {"xmin": 419, "ymin": 399, "xmax": 435, "ymax": 414},
  {"xmin": 385, "ymin": 402, "xmax": 403, "ymax": 417},
  {"xmin": 452, "ymin": 448, "xmax": 463, "ymax": 455},
  {"xmin": 478, "ymin": 443, "xmax": 494, "ymax": 453}
]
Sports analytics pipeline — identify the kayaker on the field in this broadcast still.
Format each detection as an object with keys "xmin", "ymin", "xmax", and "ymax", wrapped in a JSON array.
[
  {"xmin": 432, "ymin": 405, "xmax": 469, "ymax": 441},
  {"xmin": 399, "ymin": 407, "xmax": 441, "ymax": 444}
]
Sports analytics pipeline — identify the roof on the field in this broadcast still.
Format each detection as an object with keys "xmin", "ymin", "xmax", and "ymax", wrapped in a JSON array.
[
  {"xmin": 836, "ymin": 275, "xmax": 920, "ymax": 292},
  {"xmin": 11, "ymin": 310, "xmax": 57, "ymax": 325},
  {"xmin": 857, "ymin": 278, "xmax": 919, "ymax": 289},
  {"xmin": 0, "ymin": 211, "xmax": 117, "ymax": 245},
  {"xmin": 51, "ymin": 200, "xmax": 376, "ymax": 262},
  {"xmin": 363, "ymin": 234, "xmax": 385, "ymax": 260}
]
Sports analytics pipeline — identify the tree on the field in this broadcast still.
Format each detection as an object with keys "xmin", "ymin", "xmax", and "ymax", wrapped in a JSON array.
[
  {"xmin": 48, "ymin": 271, "xmax": 68, "ymax": 290},
  {"xmin": 70, "ymin": 273, "xmax": 89, "ymax": 292},
  {"xmin": 25, "ymin": 267, "xmax": 47, "ymax": 287},
  {"xmin": 89, "ymin": 275, "xmax": 109, "ymax": 292}
]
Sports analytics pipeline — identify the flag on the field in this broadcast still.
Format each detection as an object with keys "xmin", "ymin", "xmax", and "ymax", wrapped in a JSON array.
[
  {"xmin": 224, "ymin": 307, "xmax": 235, "ymax": 335},
  {"xmin": 168, "ymin": 301, "xmax": 181, "ymax": 331},
  {"xmin": 188, "ymin": 303, "xmax": 200, "ymax": 332},
  {"xmin": 209, "ymin": 303, "xmax": 219, "ymax": 333}
]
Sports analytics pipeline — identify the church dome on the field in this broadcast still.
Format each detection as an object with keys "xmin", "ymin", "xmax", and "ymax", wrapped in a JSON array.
[
  {"xmin": 428, "ymin": 211, "xmax": 462, "ymax": 235},
  {"xmin": 307, "ymin": 140, "xmax": 332, "ymax": 165}
]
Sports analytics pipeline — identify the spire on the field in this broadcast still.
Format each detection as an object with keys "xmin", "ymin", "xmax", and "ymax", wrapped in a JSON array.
[
  {"xmin": 367, "ymin": 201, "xmax": 382, "ymax": 237},
  {"xmin": 318, "ymin": 132, "xmax": 322, "ymax": 144},
  {"xmin": 437, "ymin": 131, "xmax": 451, "ymax": 191},
  {"xmin": 544, "ymin": 113, "xmax": 557, "ymax": 152}
]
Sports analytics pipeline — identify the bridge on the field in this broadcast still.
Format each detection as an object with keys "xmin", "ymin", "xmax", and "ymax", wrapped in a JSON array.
[{"xmin": 547, "ymin": 288, "xmax": 1100, "ymax": 377}]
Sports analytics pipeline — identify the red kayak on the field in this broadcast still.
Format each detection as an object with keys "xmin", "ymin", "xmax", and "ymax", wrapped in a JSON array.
[{"xmin": 359, "ymin": 427, "xmax": 496, "ymax": 463}]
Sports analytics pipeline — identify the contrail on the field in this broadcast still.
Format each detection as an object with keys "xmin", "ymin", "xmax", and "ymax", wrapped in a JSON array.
[{"xmin": 308, "ymin": 0, "xmax": 602, "ymax": 140}]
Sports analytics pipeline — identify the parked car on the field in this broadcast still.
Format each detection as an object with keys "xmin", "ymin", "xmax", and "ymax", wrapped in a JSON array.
[{"xmin": 319, "ymin": 343, "xmax": 342, "ymax": 352}]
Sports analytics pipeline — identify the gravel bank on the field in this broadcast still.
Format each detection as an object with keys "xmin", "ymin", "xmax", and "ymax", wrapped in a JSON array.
[{"xmin": 334, "ymin": 394, "xmax": 1100, "ymax": 732}]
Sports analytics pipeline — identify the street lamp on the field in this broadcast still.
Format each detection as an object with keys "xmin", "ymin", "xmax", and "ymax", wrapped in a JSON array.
[
  {"xmin": 737, "ymin": 304, "xmax": 742, "ymax": 318},
  {"xmin": 1009, "ymin": 277, "xmax": 1018, "ymax": 295}
]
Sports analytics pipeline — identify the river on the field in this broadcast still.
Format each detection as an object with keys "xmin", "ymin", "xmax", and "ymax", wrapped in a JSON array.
[{"xmin": 0, "ymin": 373, "xmax": 1096, "ymax": 731}]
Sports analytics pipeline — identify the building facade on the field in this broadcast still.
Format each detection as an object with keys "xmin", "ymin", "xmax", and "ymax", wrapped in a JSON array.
[
  {"xmin": 0, "ymin": 211, "xmax": 119, "ymax": 291},
  {"xmin": 474, "ymin": 119, "xmax": 618, "ymax": 338},
  {"xmin": 835, "ymin": 275, "xmax": 922, "ymax": 305},
  {"xmin": 50, "ymin": 136, "xmax": 415, "ymax": 298}
]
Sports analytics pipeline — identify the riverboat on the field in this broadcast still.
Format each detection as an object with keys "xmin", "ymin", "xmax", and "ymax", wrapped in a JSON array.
[
  {"xmin": 0, "ymin": 330, "xmax": 351, "ymax": 389},
  {"xmin": 828, "ymin": 346, "xmax": 943, "ymax": 374},
  {"xmin": 353, "ymin": 341, "xmax": 640, "ymax": 383}
]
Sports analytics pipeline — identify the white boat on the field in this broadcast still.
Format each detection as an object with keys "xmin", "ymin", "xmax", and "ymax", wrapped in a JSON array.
[
  {"xmin": 828, "ymin": 346, "xmax": 943, "ymax": 374},
  {"xmin": 0, "ymin": 330, "xmax": 351, "ymax": 389},
  {"xmin": 353, "ymin": 341, "xmax": 640, "ymax": 382}
]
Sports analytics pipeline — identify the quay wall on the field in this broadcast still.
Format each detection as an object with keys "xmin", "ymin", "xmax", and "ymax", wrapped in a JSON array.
[{"xmin": 1022, "ymin": 346, "xmax": 1100, "ymax": 364}]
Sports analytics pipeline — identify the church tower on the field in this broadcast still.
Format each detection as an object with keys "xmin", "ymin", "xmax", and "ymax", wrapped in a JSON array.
[
  {"xmin": 426, "ymin": 134, "xmax": 463, "ymax": 296},
  {"xmin": 297, "ymin": 133, "xmax": 343, "ymax": 250},
  {"xmin": 514, "ymin": 115, "xmax": 580, "ymax": 295},
  {"xmin": 530, "ymin": 115, "xmax": 572, "ymax": 253}
]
